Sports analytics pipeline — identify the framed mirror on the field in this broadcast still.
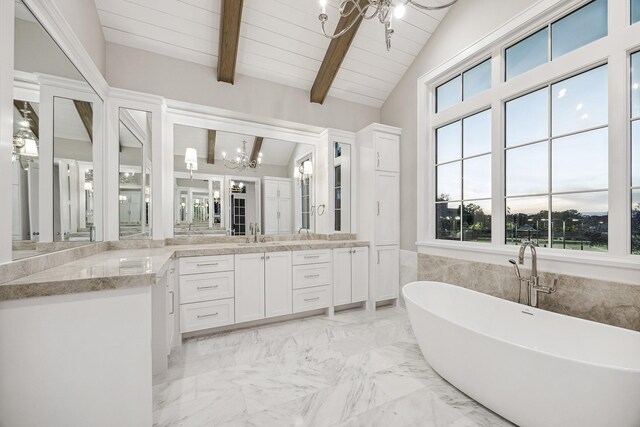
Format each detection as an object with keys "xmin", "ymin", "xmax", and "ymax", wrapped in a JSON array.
[
  {"xmin": 333, "ymin": 142, "xmax": 352, "ymax": 233},
  {"xmin": 172, "ymin": 124, "xmax": 314, "ymax": 237},
  {"xmin": 118, "ymin": 108, "xmax": 152, "ymax": 240},
  {"xmin": 12, "ymin": 0, "xmax": 103, "ymax": 259}
]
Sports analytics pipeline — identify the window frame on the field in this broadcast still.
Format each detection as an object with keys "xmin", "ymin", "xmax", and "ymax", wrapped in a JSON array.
[{"xmin": 417, "ymin": 0, "xmax": 640, "ymax": 284}]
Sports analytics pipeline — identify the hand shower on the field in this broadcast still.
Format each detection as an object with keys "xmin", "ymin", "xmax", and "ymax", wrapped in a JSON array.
[{"xmin": 509, "ymin": 259, "xmax": 523, "ymax": 304}]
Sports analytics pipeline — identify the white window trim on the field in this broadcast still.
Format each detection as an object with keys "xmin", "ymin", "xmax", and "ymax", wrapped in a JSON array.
[{"xmin": 417, "ymin": 0, "xmax": 640, "ymax": 285}]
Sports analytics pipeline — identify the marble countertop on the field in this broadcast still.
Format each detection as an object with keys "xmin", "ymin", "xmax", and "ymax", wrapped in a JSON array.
[{"xmin": 0, "ymin": 240, "xmax": 368, "ymax": 301}]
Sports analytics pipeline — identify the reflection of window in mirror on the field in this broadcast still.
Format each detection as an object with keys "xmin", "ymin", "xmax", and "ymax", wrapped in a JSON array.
[
  {"xmin": 294, "ymin": 156, "xmax": 313, "ymax": 233},
  {"xmin": 334, "ymin": 143, "xmax": 351, "ymax": 233}
]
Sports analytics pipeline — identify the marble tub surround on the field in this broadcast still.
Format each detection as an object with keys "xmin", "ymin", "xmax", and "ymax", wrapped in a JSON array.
[
  {"xmin": 1, "ymin": 239, "xmax": 368, "ymax": 301},
  {"xmin": 0, "ymin": 242, "xmax": 108, "ymax": 285},
  {"xmin": 418, "ymin": 254, "xmax": 640, "ymax": 332},
  {"xmin": 152, "ymin": 306, "xmax": 511, "ymax": 427}
]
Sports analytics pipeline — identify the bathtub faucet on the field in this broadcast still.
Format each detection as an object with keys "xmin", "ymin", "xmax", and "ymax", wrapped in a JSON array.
[{"xmin": 512, "ymin": 241, "xmax": 558, "ymax": 308}]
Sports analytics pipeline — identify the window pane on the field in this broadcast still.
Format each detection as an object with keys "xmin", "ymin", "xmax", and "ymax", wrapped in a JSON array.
[
  {"xmin": 552, "ymin": 128, "xmax": 608, "ymax": 192},
  {"xmin": 463, "ymin": 59, "xmax": 491, "ymax": 100},
  {"xmin": 436, "ymin": 75, "xmax": 462, "ymax": 112},
  {"xmin": 551, "ymin": 191, "xmax": 608, "ymax": 251},
  {"xmin": 505, "ymin": 27, "xmax": 548, "ymax": 80},
  {"xmin": 632, "ymin": 189, "xmax": 640, "ymax": 254},
  {"xmin": 552, "ymin": 65, "xmax": 608, "ymax": 137},
  {"xmin": 506, "ymin": 142, "xmax": 548, "ymax": 196},
  {"xmin": 633, "ymin": 120, "xmax": 640, "ymax": 187},
  {"xmin": 632, "ymin": 52, "xmax": 640, "ymax": 118},
  {"xmin": 506, "ymin": 88, "xmax": 548, "ymax": 147},
  {"xmin": 436, "ymin": 121, "xmax": 461, "ymax": 164},
  {"xmin": 436, "ymin": 202, "xmax": 461, "ymax": 240},
  {"xmin": 634, "ymin": 0, "xmax": 640, "ymax": 24},
  {"xmin": 464, "ymin": 155, "xmax": 491, "ymax": 199},
  {"xmin": 506, "ymin": 196, "xmax": 549, "ymax": 247},
  {"xmin": 551, "ymin": 0, "xmax": 607, "ymax": 60},
  {"xmin": 437, "ymin": 161, "xmax": 461, "ymax": 201},
  {"xmin": 462, "ymin": 200, "xmax": 491, "ymax": 243},
  {"xmin": 463, "ymin": 110, "xmax": 491, "ymax": 157}
]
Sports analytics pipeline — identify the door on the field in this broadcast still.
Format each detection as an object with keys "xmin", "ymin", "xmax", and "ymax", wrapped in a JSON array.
[
  {"xmin": 235, "ymin": 253, "xmax": 265, "ymax": 323},
  {"xmin": 374, "ymin": 245, "xmax": 399, "ymax": 301},
  {"xmin": 375, "ymin": 172, "xmax": 399, "ymax": 246},
  {"xmin": 332, "ymin": 248, "xmax": 352, "ymax": 306},
  {"xmin": 265, "ymin": 251, "xmax": 292, "ymax": 318},
  {"xmin": 278, "ymin": 197, "xmax": 292, "ymax": 234},
  {"xmin": 375, "ymin": 133, "xmax": 399, "ymax": 172},
  {"xmin": 351, "ymin": 247, "xmax": 369, "ymax": 303},
  {"xmin": 231, "ymin": 196, "xmax": 247, "ymax": 235}
]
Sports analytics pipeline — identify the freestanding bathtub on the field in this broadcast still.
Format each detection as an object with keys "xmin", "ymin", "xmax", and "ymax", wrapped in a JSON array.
[{"xmin": 403, "ymin": 281, "xmax": 640, "ymax": 427}]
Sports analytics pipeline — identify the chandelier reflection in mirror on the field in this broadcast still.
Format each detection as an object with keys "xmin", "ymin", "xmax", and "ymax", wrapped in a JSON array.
[
  {"xmin": 12, "ymin": 101, "xmax": 39, "ymax": 169},
  {"xmin": 318, "ymin": 0, "xmax": 458, "ymax": 50},
  {"xmin": 222, "ymin": 140, "xmax": 262, "ymax": 172},
  {"xmin": 294, "ymin": 160, "xmax": 313, "ymax": 188}
]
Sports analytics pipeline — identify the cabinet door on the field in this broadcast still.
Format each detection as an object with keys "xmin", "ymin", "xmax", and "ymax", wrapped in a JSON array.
[
  {"xmin": 263, "ymin": 197, "xmax": 279, "ymax": 235},
  {"xmin": 265, "ymin": 252, "xmax": 292, "ymax": 318},
  {"xmin": 375, "ymin": 133, "xmax": 399, "ymax": 172},
  {"xmin": 166, "ymin": 266, "xmax": 176, "ymax": 355},
  {"xmin": 351, "ymin": 247, "xmax": 369, "ymax": 303},
  {"xmin": 278, "ymin": 180, "xmax": 292, "ymax": 199},
  {"xmin": 235, "ymin": 253, "xmax": 265, "ymax": 323},
  {"xmin": 374, "ymin": 246, "xmax": 399, "ymax": 301},
  {"xmin": 264, "ymin": 180, "xmax": 279, "ymax": 198},
  {"xmin": 332, "ymin": 248, "xmax": 352, "ymax": 306},
  {"xmin": 278, "ymin": 197, "xmax": 292, "ymax": 234},
  {"xmin": 375, "ymin": 172, "xmax": 399, "ymax": 246}
]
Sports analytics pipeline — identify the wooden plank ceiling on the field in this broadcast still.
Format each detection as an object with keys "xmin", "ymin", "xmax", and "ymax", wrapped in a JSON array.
[{"xmin": 95, "ymin": 0, "xmax": 451, "ymax": 108}]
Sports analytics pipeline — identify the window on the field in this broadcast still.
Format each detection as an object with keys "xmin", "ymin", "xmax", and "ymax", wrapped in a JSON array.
[
  {"xmin": 436, "ymin": 109, "xmax": 492, "ymax": 242},
  {"xmin": 334, "ymin": 164, "xmax": 341, "ymax": 231},
  {"xmin": 633, "ymin": 0, "xmax": 640, "ymax": 24},
  {"xmin": 436, "ymin": 59, "xmax": 491, "ymax": 112},
  {"xmin": 505, "ymin": 65, "xmax": 609, "ymax": 251},
  {"xmin": 631, "ymin": 52, "xmax": 640, "ymax": 254},
  {"xmin": 505, "ymin": 0, "xmax": 608, "ymax": 80}
]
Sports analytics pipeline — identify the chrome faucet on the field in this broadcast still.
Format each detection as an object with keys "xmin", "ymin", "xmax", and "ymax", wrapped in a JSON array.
[
  {"xmin": 298, "ymin": 227, "xmax": 310, "ymax": 234},
  {"xmin": 510, "ymin": 240, "xmax": 558, "ymax": 308},
  {"xmin": 249, "ymin": 223, "xmax": 261, "ymax": 243}
]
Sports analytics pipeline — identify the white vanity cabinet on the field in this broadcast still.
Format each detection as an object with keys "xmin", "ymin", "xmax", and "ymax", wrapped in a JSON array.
[
  {"xmin": 375, "ymin": 132, "xmax": 400, "ymax": 173},
  {"xmin": 292, "ymin": 249, "xmax": 332, "ymax": 313},
  {"xmin": 265, "ymin": 251, "xmax": 293, "ymax": 318},
  {"xmin": 234, "ymin": 253, "xmax": 265, "ymax": 323},
  {"xmin": 263, "ymin": 177, "xmax": 293, "ymax": 234},
  {"xmin": 166, "ymin": 263, "xmax": 177, "ymax": 353},
  {"xmin": 332, "ymin": 247, "xmax": 369, "ymax": 306}
]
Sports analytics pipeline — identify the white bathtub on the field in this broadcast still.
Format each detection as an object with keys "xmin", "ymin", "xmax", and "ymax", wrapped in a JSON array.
[{"xmin": 403, "ymin": 281, "xmax": 640, "ymax": 427}]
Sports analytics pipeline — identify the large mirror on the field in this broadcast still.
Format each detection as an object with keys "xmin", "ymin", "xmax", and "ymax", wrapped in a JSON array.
[
  {"xmin": 334, "ymin": 142, "xmax": 352, "ymax": 233},
  {"xmin": 12, "ymin": 0, "xmax": 102, "ymax": 259},
  {"xmin": 173, "ymin": 125, "xmax": 314, "ymax": 237},
  {"xmin": 119, "ymin": 108, "xmax": 152, "ymax": 240}
]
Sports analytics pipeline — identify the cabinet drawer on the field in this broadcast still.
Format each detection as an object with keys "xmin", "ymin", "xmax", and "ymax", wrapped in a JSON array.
[
  {"xmin": 293, "ymin": 263, "xmax": 331, "ymax": 289},
  {"xmin": 292, "ymin": 285, "xmax": 331, "ymax": 313},
  {"xmin": 180, "ymin": 271, "xmax": 234, "ymax": 304},
  {"xmin": 179, "ymin": 255, "xmax": 234, "ymax": 275},
  {"xmin": 292, "ymin": 249, "xmax": 331, "ymax": 265},
  {"xmin": 180, "ymin": 298, "xmax": 234, "ymax": 333}
]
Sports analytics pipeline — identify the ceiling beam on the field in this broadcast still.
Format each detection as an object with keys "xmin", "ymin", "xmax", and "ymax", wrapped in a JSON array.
[
  {"xmin": 207, "ymin": 129, "xmax": 216, "ymax": 164},
  {"xmin": 73, "ymin": 100, "xmax": 93, "ymax": 143},
  {"xmin": 250, "ymin": 136, "xmax": 263, "ymax": 167},
  {"xmin": 13, "ymin": 100, "xmax": 39, "ymax": 139},
  {"xmin": 217, "ymin": 0, "xmax": 244, "ymax": 84},
  {"xmin": 310, "ymin": 0, "xmax": 369, "ymax": 104}
]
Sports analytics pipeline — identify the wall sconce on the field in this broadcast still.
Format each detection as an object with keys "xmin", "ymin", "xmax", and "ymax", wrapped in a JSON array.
[
  {"xmin": 119, "ymin": 195, "xmax": 127, "ymax": 204},
  {"xmin": 295, "ymin": 160, "xmax": 313, "ymax": 187},
  {"xmin": 185, "ymin": 148, "xmax": 198, "ymax": 180},
  {"xmin": 230, "ymin": 181, "xmax": 244, "ymax": 192},
  {"xmin": 213, "ymin": 190, "xmax": 220, "ymax": 201}
]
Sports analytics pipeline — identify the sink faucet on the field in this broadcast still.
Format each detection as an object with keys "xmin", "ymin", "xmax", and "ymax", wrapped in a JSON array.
[
  {"xmin": 249, "ymin": 223, "xmax": 261, "ymax": 243},
  {"xmin": 510, "ymin": 240, "xmax": 558, "ymax": 308},
  {"xmin": 298, "ymin": 227, "xmax": 310, "ymax": 234}
]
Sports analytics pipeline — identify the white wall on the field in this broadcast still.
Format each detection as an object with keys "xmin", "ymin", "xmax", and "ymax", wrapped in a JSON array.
[
  {"xmin": 49, "ymin": 0, "xmax": 106, "ymax": 75},
  {"xmin": 106, "ymin": 43, "xmax": 380, "ymax": 133},
  {"xmin": 380, "ymin": 0, "xmax": 534, "ymax": 251}
]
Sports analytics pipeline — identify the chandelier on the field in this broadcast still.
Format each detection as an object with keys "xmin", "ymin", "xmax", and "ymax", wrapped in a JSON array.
[
  {"xmin": 318, "ymin": 0, "xmax": 458, "ymax": 51},
  {"xmin": 222, "ymin": 140, "xmax": 262, "ymax": 172},
  {"xmin": 12, "ymin": 101, "xmax": 39, "ymax": 167}
]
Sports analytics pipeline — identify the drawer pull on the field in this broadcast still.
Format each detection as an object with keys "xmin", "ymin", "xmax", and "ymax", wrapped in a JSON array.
[
  {"xmin": 304, "ymin": 297, "xmax": 320, "ymax": 302},
  {"xmin": 304, "ymin": 255, "xmax": 320, "ymax": 259},
  {"xmin": 304, "ymin": 274, "xmax": 320, "ymax": 279},
  {"xmin": 197, "ymin": 285, "xmax": 219, "ymax": 290},
  {"xmin": 197, "ymin": 262, "xmax": 219, "ymax": 267},
  {"xmin": 197, "ymin": 312, "xmax": 219, "ymax": 319}
]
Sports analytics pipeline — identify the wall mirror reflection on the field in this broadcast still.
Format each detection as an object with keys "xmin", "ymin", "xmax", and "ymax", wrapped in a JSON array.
[
  {"xmin": 334, "ymin": 142, "xmax": 351, "ymax": 233},
  {"xmin": 12, "ymin": 0, "xmax": 102, "ymax": 259},
  {"xmin": 119, "ymin": 108, "xmax": 152, "ymax": 240},
  {"xmin": 173, "ymin": 124, "xmax": 314, "ymax": 237}
]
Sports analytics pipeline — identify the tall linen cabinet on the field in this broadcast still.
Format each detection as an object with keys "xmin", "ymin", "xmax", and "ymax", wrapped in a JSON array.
[{"xmin": 356, "ymin": 124, "xmax": 401, "ymax": 308}]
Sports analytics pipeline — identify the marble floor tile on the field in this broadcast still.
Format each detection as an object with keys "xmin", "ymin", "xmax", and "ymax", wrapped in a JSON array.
[{"xmin": 156, "ymin": 306, "xmax": 512, "ymax": 427}]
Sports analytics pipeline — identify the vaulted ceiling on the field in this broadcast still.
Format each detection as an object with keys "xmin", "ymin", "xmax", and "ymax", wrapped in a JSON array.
[{"xmin": 95, "ymin": 0, "xmax": 450, "ymax": 108}]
